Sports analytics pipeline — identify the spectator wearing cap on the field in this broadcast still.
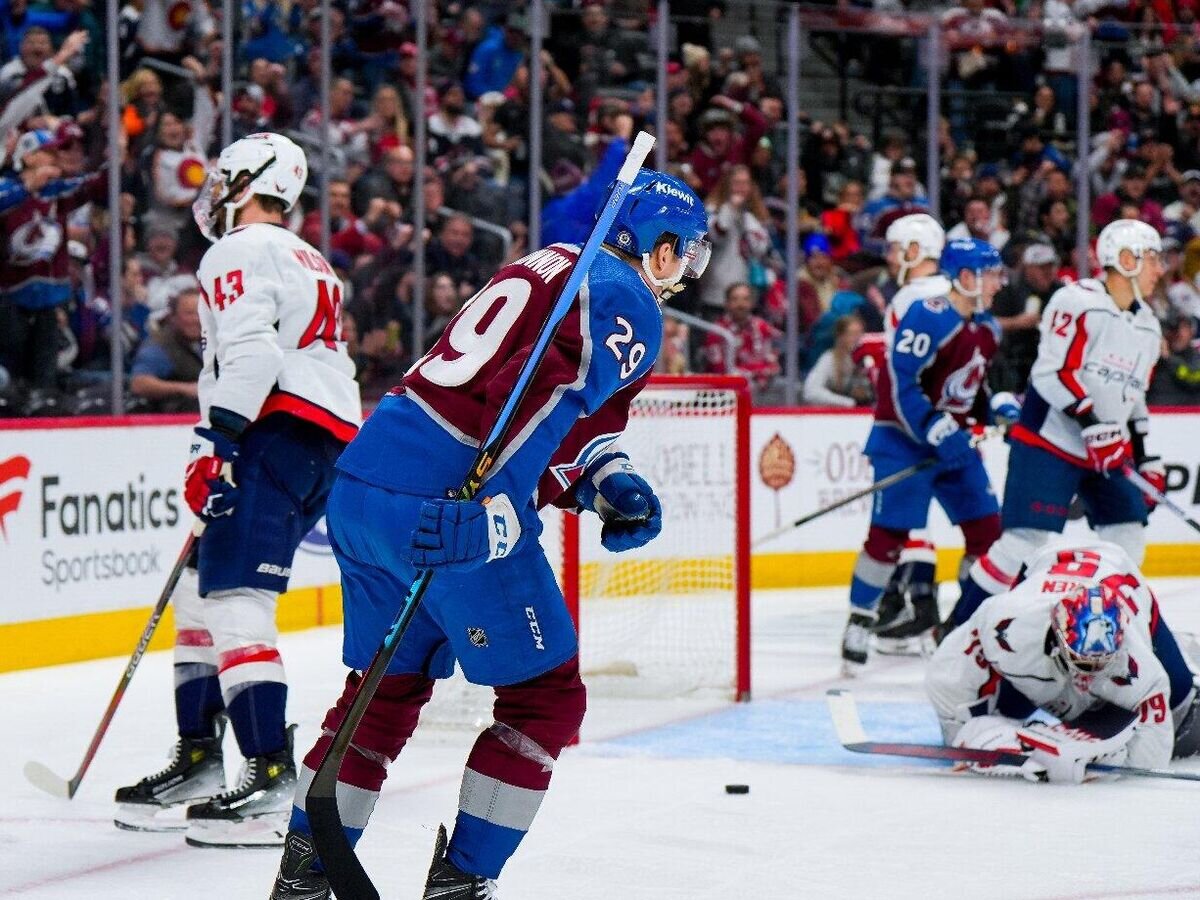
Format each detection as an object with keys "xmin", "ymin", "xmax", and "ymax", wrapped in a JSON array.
[
  {"xmin": 464, "ymin": 11, "xmax": 527, "ymax": 100},
  {"xmin": 0, "ymin": 26, "xmax": 87, "ymax": 112},
  {"xmin": 731, "ymin": 35, "xmax": 780, "ymax": 104},
  {"xmin": 129, "ymin": 285, "xmax": 202, "ymax": 412},
  {"xmin": 230, "ymin": 83, "xmax": 270, "ymax": 140},
  {"xmin": 428, "ymin": 80, "xmax": 484, "ymax": 173},
  {"xmin": 1164, "ymin": 169, "xmax": 1200, "ymax": 233},
  {"xmin": 703, "ymin": 282, "xmax": 781, "ymax": 397},
  {"xmin": 855, "ymin": 157, "xmax": 930, "ymax": 255},
  {"xmin": 990, "ymin": 243, "xmax": 1063, "ymax": 393},
  {"xmin": 1148, "ymin": 309, "xmax": 1200, "ymax": 405},
  {"xmin": 699, "ymin": 164, "xmax": 771, "ymax": 315},
  {"xmin": 798, "ymin": 233, "xmax": 846, "ymax": 314},
  {"xmin": 685, "ymin": 94, "xmax": 767, "ymax": 197},
  {"xmin": 0, "ymin": 127, "xmax": 103, "ymax": 390},
  {"xmin": 1092, "ymin": 162, "xmax": 1167, "ymax": 233}
]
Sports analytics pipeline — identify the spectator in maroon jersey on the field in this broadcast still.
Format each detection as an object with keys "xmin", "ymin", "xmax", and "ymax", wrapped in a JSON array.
[
  {"xmin": 703, "ymin": 282, "xmax": 781, "ymax": 395},
  {"xmin": 685, "ymin": 95, "xmax": 767, "ymax": 197},
  {"xmin": 1092, "ymin": 163, "xmax": 1167, "ymax": 233}
]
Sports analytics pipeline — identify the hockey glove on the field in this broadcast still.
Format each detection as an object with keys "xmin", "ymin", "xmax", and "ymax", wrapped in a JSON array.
[
  {"xmin": 185, "ymin": 426, "xmax": 240, "ymax": 521},
  {"xmin": 411, "ymin": 493, "xmax": 522, "ymax": 572},
  {"xmin": 1080, "ymin": 422, "xmax": 1131, "ymax": 474},
  {"xmin": 952, "ymin": 715, "xmax": 1045, "ymax": 781},
  {"xmin": 1135, "ymin": 456, "xmax": 1166, "ymax": 511},
  {"xmin": 1016, "ymin": 720, "xmax": 1130, "ymax": 784},
  {"xmin": 925, "ymin": 414, "xmax": 973, "ymax": 471},
  {"xmin": 989, "ymin": 391, "xmax": 1021, "ymax": 427},
  {"xmin": 574, "ymin": 451, "xmax": 663, "ymax": 553}
]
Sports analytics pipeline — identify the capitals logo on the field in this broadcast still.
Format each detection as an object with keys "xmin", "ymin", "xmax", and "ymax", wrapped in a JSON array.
[
  {"xmin": 939, "ymin": 346, "xmax": 988, "ymax": 414},
  {"xmin": 0, "ymin": 455, "xmax": 31, "ymax": 542}
]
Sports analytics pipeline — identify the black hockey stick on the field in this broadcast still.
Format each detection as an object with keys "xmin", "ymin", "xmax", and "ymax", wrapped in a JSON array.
[
  {"xmin": 1121, "ymin": 464, "xmax": 1200, "ymax": 535},
  {"xmin": 825, "ymin": 689, "xmax": 1200, "ymax": 782},
  {"xmin": 752, "ymin": 426, "xmax": 1003, "ymax": 548},
  {"xmin": 306, "ymin": 133, "xmax": 657, "ymax": 900},
  {"xmin": 24, "ymin": 526, "xmax": 203, "ymax": 799}
]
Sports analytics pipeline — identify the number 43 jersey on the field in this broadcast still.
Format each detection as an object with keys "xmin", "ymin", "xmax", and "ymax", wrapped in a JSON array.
[
  {"xmin": 196, "ymin": 222, "xmax": 361, "ymax": 441},
  {"xmin": 337, "ymin": 243, "xmax": 663, "ymax": 511}
]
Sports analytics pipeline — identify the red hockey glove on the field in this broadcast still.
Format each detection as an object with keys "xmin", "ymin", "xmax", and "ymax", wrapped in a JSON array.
[
  {"xmin": 185, "ymin": 427, "xmax": 240, "ymax": 521},
  {"xmin": 1080, "ymin": 422, "xmax": 1131, "ymax": 474},
  {"xmin": 1136, "ymin": 457, "xmax": 1167, "ymax": 511}
]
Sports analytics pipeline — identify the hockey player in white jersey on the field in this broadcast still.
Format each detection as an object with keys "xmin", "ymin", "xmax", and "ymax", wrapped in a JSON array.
[
  {"xmin": 948, "ymin": 219, "xmax": 1165, "ymax": 630},
  {"xmin": 928, "ymin": 541, "xmax": 1200, "ymax": 782},
  {"xmin": 113, "ymin": 133, "xmax": 361, "ymax": 847}
]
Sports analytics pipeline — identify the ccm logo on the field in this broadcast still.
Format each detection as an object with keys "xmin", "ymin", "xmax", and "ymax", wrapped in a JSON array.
[{"xmin": 525, "ymin": 606, "xmax": 545, "ymax": 651}]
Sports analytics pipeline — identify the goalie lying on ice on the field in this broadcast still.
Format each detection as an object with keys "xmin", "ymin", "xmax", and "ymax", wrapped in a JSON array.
[{"xmin": 925, "ymin": 540, "xmax": 1200, "ymax": 782}]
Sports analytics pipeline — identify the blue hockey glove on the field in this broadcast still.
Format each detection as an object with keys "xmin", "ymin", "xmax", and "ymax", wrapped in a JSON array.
[
  {"xmin": 185, "ymin": 426, "xmax": 240, "ymax": 521},
  {"xmin": 989, "ymin": 391, "xmax": 1021, "ymax": 427},
  {"xmin": 411, "ymin": 493, "xmax": 523, "ymax": 571},
  {"xmin": 575, "ymin": 452, "xmax": 663, "ymax": 553},
  {"xmin": 925, "ymin": 414, "xmax": 973, "ymax": 471}
]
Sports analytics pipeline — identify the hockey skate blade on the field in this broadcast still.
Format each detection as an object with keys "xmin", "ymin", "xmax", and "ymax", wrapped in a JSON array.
[
  {"xmin": 184, "ymin": 813, "xmax": 288, "ymax": 849},
  {"xmin": 23, "ymin": 760, "xmax": 73, "ymax": 799},
  {"xmin": 113, "ymin": 802, "xmax": 190, "ymax": 833}
]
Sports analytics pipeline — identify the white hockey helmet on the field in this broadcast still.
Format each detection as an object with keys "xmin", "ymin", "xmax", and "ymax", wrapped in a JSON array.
[
  {"xmin": 193, "ymin": 132, "xmax": 308, "ymax": 242},
  {"xmin": 885, "ymin": 213, "xmax": 945, "ymax": 284},
  {"xmin": 1096, "ymin": 218, "xmax": 1161, "ymax": 274}
]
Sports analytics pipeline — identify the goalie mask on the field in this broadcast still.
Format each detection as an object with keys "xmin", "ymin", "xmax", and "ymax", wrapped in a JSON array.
[
  {"xmin": 193, "ymin": 132, "xmax": 307, "ymax": 242},
  {"xmin": 1051, "ymin": 584, "xmax": 1126, "ymax": 677}
]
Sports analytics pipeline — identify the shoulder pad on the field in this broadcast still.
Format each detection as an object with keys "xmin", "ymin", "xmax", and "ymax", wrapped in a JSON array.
[{"xmin": 1050, "ymin": 279, "xmax": 1110, "ymax": 312}]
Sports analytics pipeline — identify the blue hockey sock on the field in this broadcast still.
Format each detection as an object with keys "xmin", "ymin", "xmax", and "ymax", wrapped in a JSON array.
[
  {"xmin": 849, "ymin": 574, "xmax": 885, "ymax": 613},
  {"xmin": 286, "ymin": 806, "xmax": 362, "ymax": 870},
  {"xmin": 950, "ymin": 574, "xmax": 990, "ymax": 626},
  {"xmin": 448, "ymin": 810, "xmax": 527, "ymax": 881},
  {"xmin": 174, "ymin": 663, "xmax": 223, "ymax": 738},
  {"xmin": 224, "ymin": 681, "xmax": 288, "ymax": 757}
]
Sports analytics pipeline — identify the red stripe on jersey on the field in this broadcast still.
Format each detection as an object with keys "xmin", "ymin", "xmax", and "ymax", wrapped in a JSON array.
[
  {"xmin": 1057, "ymin": 314, "xmax": 1089, "ymax": 400},
  {"xmin": 176, "ymin": 629, "xmax": 213, "ymax": 647},
  {"xmin": 978, "ymin": 554, "xmax": 1016, "ymax": 588},
  {"xmin": 218, "ymin": 643, "xmax": 282, "ymax": 673},
  {"xmin": 260, "ymin": 392, "xmax": 358, "ymax": 443},
  {"xmin": 1009, "ymin": 424, "xmax": 1090, "ymax": 468}
]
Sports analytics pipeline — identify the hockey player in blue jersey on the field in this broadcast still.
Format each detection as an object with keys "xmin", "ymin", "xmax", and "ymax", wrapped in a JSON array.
[
  {"xmin": 270, "ymin": 170, "xmax": 710, "ymax": 899},
  {"xmin": 841, "ymin": 238, "xmax": 1016, "ymax": 671}
]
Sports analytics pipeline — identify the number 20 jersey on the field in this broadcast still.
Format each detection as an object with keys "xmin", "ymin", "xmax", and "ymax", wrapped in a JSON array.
[
  {"xmin": 196, "ymin": 222, "xmax": 361, "ymax": 441},
  {"xmin": 336, "ymin": 243, "xmax": 664, "ymax": 511}
]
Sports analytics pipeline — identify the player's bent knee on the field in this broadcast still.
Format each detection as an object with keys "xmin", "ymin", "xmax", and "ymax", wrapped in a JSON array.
[
  {"xmin": 493, "ymin": 657, "xmax": 587, "ymax": 757},
  {"xmin": 961, "ymin": 513, "xmax": 1001, "ymax": 559},
  {"xmin": 863, "ymin": 525, "xmax": 908, "ymax": 563},
  {"xmin": 202, "ymin": 587, "xmax": 280, "ymax": 654}
]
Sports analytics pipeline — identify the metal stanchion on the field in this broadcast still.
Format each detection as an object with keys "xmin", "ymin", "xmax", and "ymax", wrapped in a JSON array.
[
  {"xmin": 411, "ymin": 0, "xmax": 428, "ymax": 360},
  {"xmin": 319, "ymin": 0, "xmax": 331, "ymax": 260},
  {"xmin": 925, "ymin": 21, "xmax": 941, "ymax": 217},
  {"xmin": 1075, "ymin": 29, "xmax": 1092, "ymax": 276},
  {"xmin": 528, "ymin": 0, "xmax": 543, "ymax": 248},
  {"xmin": 221, "ymin": 0, "xmax": 232, "ymax": 146},
  {"xmin": 107, "ymin": 0, "xmax": 124, "ymax": 413},
  {"xmin": 655, "ymin": 0, "xmax": 669, "ymax": 173},
  {"xmin": 783, "ymin": 5, "xmax": 801, "ymax": 406}
]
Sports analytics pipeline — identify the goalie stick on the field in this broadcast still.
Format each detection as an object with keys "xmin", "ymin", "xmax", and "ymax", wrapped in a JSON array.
[
  {"xmin": 825, "ymin": 689, "xmax": 1200, "ymax": 782},
  {"xmin": 753, "ymin": 426, "xmax": 1004, "ymax": 548},
  {"xmin": 306, "ymin": 132, "xmax": 658, "ymax": 900},
  {"xmin": 24, "ymin": 525, "xmax": 203, "ymax": 799}
]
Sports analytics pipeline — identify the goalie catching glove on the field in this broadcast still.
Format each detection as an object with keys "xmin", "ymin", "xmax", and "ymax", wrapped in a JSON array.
[
  {"xmin": 952, "ymin": 715, "xmax": 1131, "ymax": 783},
  {"xmin": 574, "ymin": 451, "xmax": 662, "ymax": 552},
  {"xmin": 411, "ymin": 493, "xmax": 522, "ymax": 572}
]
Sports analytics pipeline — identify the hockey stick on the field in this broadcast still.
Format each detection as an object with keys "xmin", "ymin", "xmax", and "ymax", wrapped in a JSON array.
[
  {"xmin": 825, "ymin": 689, "xmax": 1200, "ymax": 782},
  {"xmin": 1121, "ymin": 464, "xmax": 1200, "ymax": 535},
  {"xmin": 307, "ymin": 132, "xmax": 657, "ymax": 900},
  {"xmin": 753, "ymin": 426, "xmax": 1003, "ymax": 548},
  {"xmin": 24, "ymin": 524, "xmax": 203, "ymax": 799}
]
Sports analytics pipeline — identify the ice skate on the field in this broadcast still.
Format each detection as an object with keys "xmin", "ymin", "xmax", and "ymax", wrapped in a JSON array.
[
  {"xmin": 113, "ymin": 719, "xmax": 225, "ymax": 832},
  {"xmin": 423, "ymin": 823, "xmax": 498, "ymax": 899},
  {"xmin": 874, "ymin": 589, "xmax": 939, "ymax": 657},
  {"xmin": 840, "ymin": 611, "xmax": 875, "ymax": 674},
  {"xmin": 184, "ymin": 740, "xmax": 295, "ymax": 848},
  {"xmin": 269, "ymin": 831, "xmax": 331, "ymax": 899}
]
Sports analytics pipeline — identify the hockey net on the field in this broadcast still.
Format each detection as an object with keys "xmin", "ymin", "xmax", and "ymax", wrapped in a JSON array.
[{"xmin": 420, "ymin": 375, "xmax": 751, "ymax": 729}]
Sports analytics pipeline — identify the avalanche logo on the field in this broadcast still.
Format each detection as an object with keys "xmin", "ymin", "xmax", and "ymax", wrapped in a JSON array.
[
  {"xmin": 940, "ymin": 347, "xmax": 987, "ymax": 413},
  {"xmin": 549, "ymin": 433, "xmax": 619, "ymax": 489},
  {"xmin": 0, "ymin": 455, "xmax": 31, "ymax": 542},
  {"xmin": 10, "ymin": 213, "xmax": 62, "ymax": 265},
  {"xmin": 297, "ymin": 516, "xmax": 334, "ymax": 556}
]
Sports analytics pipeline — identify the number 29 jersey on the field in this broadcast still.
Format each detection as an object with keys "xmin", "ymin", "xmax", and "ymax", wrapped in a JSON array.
[
  {"xmin": 196, "ymin": 222, "xmax": 361, "ymax": 441},
  {"xmin": 336, "ymin": 243, "xmax": 664, "ymax": 511}
]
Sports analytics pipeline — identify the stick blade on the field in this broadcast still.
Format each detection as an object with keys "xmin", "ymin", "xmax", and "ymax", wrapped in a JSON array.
[
  {"xmin": 825, "ymin": 689, "xmax": 869, "ymax": 745},
  {"xmin": 24, "ymin": 760, "xmax": 75, "ymax": 799}
]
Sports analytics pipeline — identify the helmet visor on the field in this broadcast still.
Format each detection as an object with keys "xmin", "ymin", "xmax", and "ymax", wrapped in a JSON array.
[
  {"xmin": 680, "ymin": 237, "xmax": 711, "ymax": 279},
  {"xmin": 192, "ymin": 168, "xmax": 230, "ymax": 242}
]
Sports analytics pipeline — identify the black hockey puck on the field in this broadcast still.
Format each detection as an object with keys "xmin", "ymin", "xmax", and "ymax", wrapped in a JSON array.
[{"xmin": 724, "ymin": 784, "xmax": 749, "ymax": 794}]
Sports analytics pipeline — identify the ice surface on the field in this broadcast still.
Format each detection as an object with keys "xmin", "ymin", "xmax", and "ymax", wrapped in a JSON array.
[{"xmin": 5, "ymin": 582, "xmax": 1200, "ymax": 899}]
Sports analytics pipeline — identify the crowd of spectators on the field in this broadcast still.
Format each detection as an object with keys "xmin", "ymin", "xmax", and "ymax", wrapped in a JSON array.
[{"xmin": 3, "ymin": 0, "xmax": 1200, "ymax": 417}]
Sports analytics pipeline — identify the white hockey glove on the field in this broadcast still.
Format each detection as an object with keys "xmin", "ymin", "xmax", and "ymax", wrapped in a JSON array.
[
  {"xmin": 1015, "ymin": 721, "xmax": 1130, "ymax": 784},
  {"xmin": 952, "ymin": 715, "xmax": 1045, "ymax": 781},
  {"xmin": 411, "ymin": 493, "xmax": 523, "ymax": 572}
]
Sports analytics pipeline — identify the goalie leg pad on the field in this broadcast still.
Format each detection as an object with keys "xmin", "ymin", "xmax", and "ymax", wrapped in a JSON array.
[
  {"xmin": 204, "ymin": 587, "xmax": 286, "ymax": 757},
  {"xmin": 449, "ymin": 656, "xmax": 586, "ymax": 880},
  {"xmin": 173, "ymin": 565, "xmax": 224, "ymax": 739},
  {"xmin": 290, "ymin": 670, "xmax": 434, "ymax": 846}
]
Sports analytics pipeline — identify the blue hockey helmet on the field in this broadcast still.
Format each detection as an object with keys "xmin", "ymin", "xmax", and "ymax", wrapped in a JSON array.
[
  {"xmin": 939, "ymin": 237, "xmax": 1003, "ymax": 299},
  {"xmin": 1051, "ymin": 584, "xmax": 1126, "ymax": 675},
  {"xmin": 603, "ymin": 169, "xmax": 711, "ymax": 286}
]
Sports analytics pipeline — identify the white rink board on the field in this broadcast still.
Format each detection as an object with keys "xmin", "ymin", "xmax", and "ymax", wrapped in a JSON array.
[
  {"xmin": 750, "ymin": 410, "xmax": 1200, "ymax": 554},
  {"xmin": 0, "ymin": 421, "xmax": 340, "ymax": 626}
]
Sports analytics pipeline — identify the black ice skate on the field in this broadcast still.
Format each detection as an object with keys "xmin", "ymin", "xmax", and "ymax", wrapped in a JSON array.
[
  {"xmin": 113, "ymin": 719, "xmax": 226, "ymax": 833},
  {"xmin": 874, "ymin": 587, "xmax": 939, "ymax": 657},
  {"xmin": 424, "ymin": 823, "xmax": 498, "ymax": 899},
  {"xmin": 184, "ymin": 735, "xmax": 295, "ymax": 848},
  {"xmin": 269, "ymin": 831, "xmax": 331, "ymax": 900},
  {"xmin": 840, "ymin": 611, "xmax": 875, "ymax": 673}
]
